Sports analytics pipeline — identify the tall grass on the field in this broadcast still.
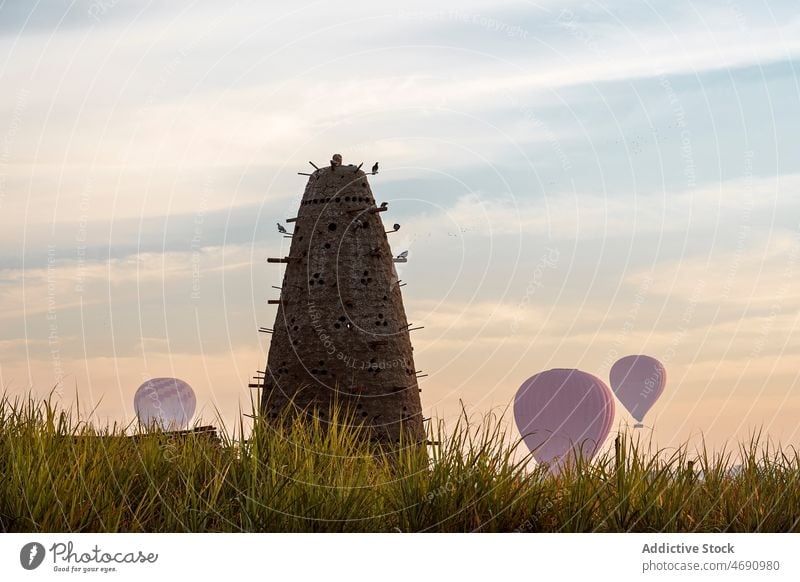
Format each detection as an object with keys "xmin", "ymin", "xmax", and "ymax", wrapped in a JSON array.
[{"xmin": 1, "ymin": 393, "xmax": 799, "ymax": 532}]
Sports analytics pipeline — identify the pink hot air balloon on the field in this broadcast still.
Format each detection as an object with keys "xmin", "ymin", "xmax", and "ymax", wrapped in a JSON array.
[
  {"xmin": 609, "ymin": 355, "xmax": 666, "ymax": 428},
  {"xmin": 134, "ymin": 377, "xmax": 196, "ymax": 431},
  {"xmin": 514, "ymin": 369, "xmax": 615, "ymax": 469}
]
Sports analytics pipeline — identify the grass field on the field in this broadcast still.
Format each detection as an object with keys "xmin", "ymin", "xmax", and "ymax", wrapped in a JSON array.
[{"xmin": 1, "ymin": 393, "xmax": 799, "ymax": 532}]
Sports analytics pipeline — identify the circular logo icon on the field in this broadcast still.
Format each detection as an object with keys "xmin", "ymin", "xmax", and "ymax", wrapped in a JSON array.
[{"xmin": 20, "ymin": 542, "xmax": 46, "ymax": 570}]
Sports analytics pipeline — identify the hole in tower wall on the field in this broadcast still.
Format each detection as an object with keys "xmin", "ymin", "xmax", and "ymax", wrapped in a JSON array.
[
  {"xmin": 328, "ymin": 223, "xmax": 337, "ymax": 231},
  {"xmin": 324, "ymin": 243, "xmax": 331, "ymax": 249}
]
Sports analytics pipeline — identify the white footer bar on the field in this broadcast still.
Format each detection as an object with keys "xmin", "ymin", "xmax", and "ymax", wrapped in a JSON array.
[{"xmin": 2, "ymin": 533, "xmax": 798, "ymax": 581}]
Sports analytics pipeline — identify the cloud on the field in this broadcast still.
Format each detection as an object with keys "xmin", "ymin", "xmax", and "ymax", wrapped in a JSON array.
[
  {"xmin": 626, "ymin": 229, "xmax": 800, "ymax": 308},
  {"xmin": 405, "ymin": 172, "xmax": 800, "ymax": 241},
  {"xmin": 0, "ymin": 244, "xmax": 258, "ymax": 322}
]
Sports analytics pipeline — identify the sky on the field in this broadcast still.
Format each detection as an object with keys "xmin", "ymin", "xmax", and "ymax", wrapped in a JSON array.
[{"xmin": 0, "ymin": 0, "xmax": 799, "ymax": 450}]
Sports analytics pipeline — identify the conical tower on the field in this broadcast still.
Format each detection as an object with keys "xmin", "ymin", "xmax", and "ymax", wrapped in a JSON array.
[{"xmin": 260, "ymin": 157, "xmax": 424, "ymax": 443}]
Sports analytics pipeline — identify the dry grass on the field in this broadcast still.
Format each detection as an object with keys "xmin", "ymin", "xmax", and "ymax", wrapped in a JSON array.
[{"xmin": 1, "ymin": 393, "xmax": 799, "ymax": 532}]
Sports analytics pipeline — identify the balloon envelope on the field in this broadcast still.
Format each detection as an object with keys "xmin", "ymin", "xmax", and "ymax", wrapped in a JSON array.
[
  {"xmin": 134, "ymin": 377, "xmax": 196, "ymax": 430},
  {"xmin": 609, "ymin": 355, "xmax": 666, "ymax": 423},
  {"xmin": 514, "ymin": 369, "xmax": 615, "ymax": 468}
]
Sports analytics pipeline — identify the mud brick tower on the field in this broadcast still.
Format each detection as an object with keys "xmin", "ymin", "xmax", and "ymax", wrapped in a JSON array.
[{"xmin": 260, "ymin": 158, "xmax": 424, "ymax": 443}]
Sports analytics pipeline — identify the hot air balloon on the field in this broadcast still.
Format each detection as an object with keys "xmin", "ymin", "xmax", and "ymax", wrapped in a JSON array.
[
  {"xmin": 609, "ymin": 355, "xmax": 666, "ymax": 428},
  {"xmin": 514, "ymin": 368, "xmax": 615, "ymax": 470},
  {"xmin": 134, "ymin": 377, "xmax": 196, "ymax": 431}
]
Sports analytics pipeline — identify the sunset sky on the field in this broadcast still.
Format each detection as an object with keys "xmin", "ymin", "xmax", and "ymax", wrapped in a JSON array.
[{"xmin": 1, "ymin": 0, "xmax": 799, "ymax": 450}]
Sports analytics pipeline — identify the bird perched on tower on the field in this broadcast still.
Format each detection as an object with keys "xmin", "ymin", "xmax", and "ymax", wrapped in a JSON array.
[
  {"xmin": 277, "ymin": 223, "xmax": 287, "ymax": 234},
  {"xmin": 331, "ymin": 153, "xmax": 343, "ymax": 170},
  {"xmin": 371, "ymin": 162, "xmax": 379, "ymax": 174}
]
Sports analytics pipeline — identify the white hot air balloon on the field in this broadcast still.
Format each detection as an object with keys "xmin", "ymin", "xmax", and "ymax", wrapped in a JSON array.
[
  {"xmin": 609, "ymin": 355, "xmax": 666, "ymax": 428},
  {"xmin": 514, "ymin": 368, "xmax": 615, "ymax": 472},
  {"xmin": 134, "ymin": 377, "xmax": 196, "ymax": 431}
]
